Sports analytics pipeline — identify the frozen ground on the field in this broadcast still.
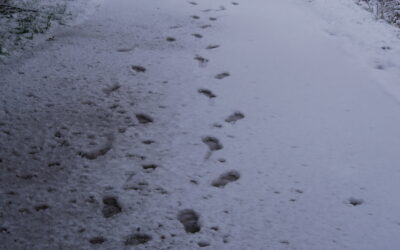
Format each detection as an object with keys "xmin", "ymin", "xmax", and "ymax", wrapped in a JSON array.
[
  {"xmin": 1, "ymin": 0, "xmax": 400, "ymax": 249},
  {"xmin": 0, "ymin": 0, "xmax": 100, "ymax": 59}
]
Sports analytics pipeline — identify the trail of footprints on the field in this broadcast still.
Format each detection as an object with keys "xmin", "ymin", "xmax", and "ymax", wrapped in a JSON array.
[
  {"xmin": 184, "ymin": 2, "xmax": 364, "ymax": 248},
  {"xmin": 89, "ymin": 0, "xmax": 246, "ymax": 247},
  {"xmin": 176, "ymin": 1, "xmax": 244, "ymax": 247}
]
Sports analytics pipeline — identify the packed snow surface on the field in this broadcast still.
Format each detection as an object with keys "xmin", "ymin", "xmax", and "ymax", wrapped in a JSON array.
[{"xmin": 1, "ymin": 0, "xmax": 400, "ymax": 249}]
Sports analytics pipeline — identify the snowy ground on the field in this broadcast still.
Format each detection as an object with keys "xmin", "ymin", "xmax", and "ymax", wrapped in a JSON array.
[{"xmin": 2, "ymin": 0, "xmax": 400, "ymax": 249}]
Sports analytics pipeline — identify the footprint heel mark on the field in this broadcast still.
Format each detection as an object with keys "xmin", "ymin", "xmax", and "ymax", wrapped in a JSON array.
[
  {"xmin": 212, "ymin": 170, "xmax": 240, "ymax": 188},
  {"xmin": 194, "ymin": 55, "xmax": 209, "ymax": 67},
  {"xmin": 202, "ymin": 136, "xmax": 223, "ymax": 151},
  {"xmin": 102, "ymin": 196, "xmax": 122, "ymax": 218},
  {"xmin": 177, "ymin": 209, "xmax": 201, "ymax": 233},
  {"xmin": 131, "ymin": 65, "xmax": 146, "ymax": 73},
  {"xmin": 198, "ymin": 89, "xmax": 216, "ymax": 98},
  {"xmin": 191, "ymin": 15, "xmax": 200, "ymax": 19},
  {"xmin": 202, "ymin": 136, "xmax": 223, "ymax": 160},
  {"xmin": 189, "ymin": 1, "xmax": 198, "ymax": 5},
  {"xmin": 232, "ymin": 2, "xmax": 239, "ymax": 5},
  {"xmin": 125, "ymin": 233, "xmax": 152, "ymax": 245},
  {"xmin": 209, "ymin": 17, "xmax": 217, "ymax": 21},
  {"xmin": 225, "ymin": 112, "xmax": 244, "ymax": 123},
  {"xmin": 136, "ymin": 113, "xmax": 153, "ymax": 124},
  {"xmin": 215, "ymin": 72, "xmax": 230, "ymax": 79}
]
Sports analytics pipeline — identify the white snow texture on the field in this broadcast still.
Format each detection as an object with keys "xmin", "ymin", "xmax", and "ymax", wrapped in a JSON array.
[{"xmin": 2, "ymin": 0, "xmax": 400, "ymax": 249}]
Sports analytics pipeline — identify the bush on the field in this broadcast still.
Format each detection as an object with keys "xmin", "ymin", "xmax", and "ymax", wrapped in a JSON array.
[{"xmin": 356, "ymin": 0, "xmax": 400, "ymax": 27}]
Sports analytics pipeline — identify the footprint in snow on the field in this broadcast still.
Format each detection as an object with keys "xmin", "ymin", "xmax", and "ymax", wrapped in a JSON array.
[
  {"xmin": 125, "ymin": 233, "xmax": 152, "ymax": 245},
  {"xmin": 131, "ymin": 65, "xmax": 146, "ymax": 73},
  {"xmin": 142, "ymin": 140, "xmax": 155, "ymax": 145},
  {"xmin": 201, "ymin": 24, "xmax": 212, "ymax": 29},
  {"xmin": 189, "ymin": 1, "xmax": 198, "ymax": 5},
  {"xmin": 191, "ymin": 15, "xmax": 200, "ymax": 19},
  {"xmin": 218, "ymin": 158, "xmax": 227, "ymax": 163},
  {"xmin": 192, "ymin": 33, "xmax": 203, "ymax": 38},
  {"xmin": 177, "ymin": 209, "xmax": 201, "ymax": 233},
  {"xmin": 142, "ymin": 164, "xmax": 158, "ymax": 172},
  {"xmin": 89, "ymin": 237, "xmax": 106, "ymax": 244},
  {"xmin": 166, "ymin": 37, "xmax": 176, "ymax": 42},
  {"xmin": 212, "ymin": 123, "xmax": 223, "ymax": 128},
  {"xmin": 198, "ymin": 88, "xmax": 216, "ymax": 98},
  {"xmin": 212, "ymin": 170, "xmax": 240, "ymax": 188},
  {"xmin": 35, "ymin": 204, "xmax": 50, "ymax": 211},
  {"xmin": 202, "ymin": 136, "xmax": 223, "ymax": 151},
  {"xmin": 225, "ymin": 112, "xmax": 245, "ymax": 123},
  {"xmin": 215, "ymin": 72, "xmax": 230, "ymax": 79},
  {"xmin": 102, "ymin": 196, "xmax": 122, "ymax": 218},
  {"xmin": 348, "ymin": 197, "xmax": 364, "ymax": 206},
  {"xmin": 194, "ymin": 55, "xmax": 209, "ymax": 67},
  {"xmin": 206, "ymin": 44, "xmax": 219, "ymax": 49},
  {"xmin": 117, "ymin": 47, "xmax": 135, "ymax": 52},
  {"xmin": 203, "ymin": 136, "xmax": 223, "ymax": 159},
  {"xmin": 136, "ymin": 113, "xmax": 153, "ymax": 124},
  {"xmin": 280, "ymin": 240, "xmax": 290, "ymax": 245}
]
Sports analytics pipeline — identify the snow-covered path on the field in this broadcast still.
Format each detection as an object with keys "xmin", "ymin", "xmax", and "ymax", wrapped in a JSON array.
[{"xmin": 2, "ymin": 0, "xmax": 400, "ymax": 249}]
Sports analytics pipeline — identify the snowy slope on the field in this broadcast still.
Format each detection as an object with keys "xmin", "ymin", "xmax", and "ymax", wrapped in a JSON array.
[{"xmin": 1, "ymin": 0, "xmax": 400, "ymax": 249}]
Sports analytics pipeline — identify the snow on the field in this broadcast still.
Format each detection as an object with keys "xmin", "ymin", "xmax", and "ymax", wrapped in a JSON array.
[
  {"xmin": 302, "ymin": 0, "xmax": 400, "ymax": 103},
  {"xmin": 1, "ymin": 0, "xmax": 400, "ymax": 249}
]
